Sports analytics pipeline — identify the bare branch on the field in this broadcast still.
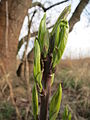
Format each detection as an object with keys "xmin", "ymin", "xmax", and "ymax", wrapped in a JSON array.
[
  {"xmin": 69, "ymin": 0, "xmax": 89, "ymax": 32},
  {"xmin": 45, "ymin": 0, "xmax": 70, "ymax": 11},
  {"xmin": 32, "ymin": 2, "xmax": 46, "ymax": 11},
  {"xmin": 32, "ymin": 0, "xmax": 70, "ymax": 12}
]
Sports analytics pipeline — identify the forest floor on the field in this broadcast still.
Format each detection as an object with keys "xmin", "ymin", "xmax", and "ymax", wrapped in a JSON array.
[{"xmin": 0, "ymin": 58, "xmax": 90, "ymax": 120}]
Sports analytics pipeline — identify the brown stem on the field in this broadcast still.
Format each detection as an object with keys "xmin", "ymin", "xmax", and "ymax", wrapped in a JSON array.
[
  {"xmin": 40, "ymin": 75, "xmax": 51, "ymax": 120},
  {"xmin": 40, "ymin": 55, "xmax": 52, "ymax": 120}
]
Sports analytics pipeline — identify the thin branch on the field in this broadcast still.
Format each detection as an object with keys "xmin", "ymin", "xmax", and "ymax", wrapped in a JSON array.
[
  {"xmin": 45, "ymin": 0, "xmax": 70, "ymax": 11},
  {"xmin": 32, "ymin": 0, "xmax": 70, "ymax": 12},
  {"xmin": 32, "ymin": 2, "xmax": 46, "ymax": 11}
]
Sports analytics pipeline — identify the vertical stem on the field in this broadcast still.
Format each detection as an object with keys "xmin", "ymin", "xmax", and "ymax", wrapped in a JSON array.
[
  {"xmin": 40, "ymin": 77, "xmax": 51, "ymax": 120},
  {"xmin": 40, "ymin": 55, "xmax": 52, "ymax": 120}
]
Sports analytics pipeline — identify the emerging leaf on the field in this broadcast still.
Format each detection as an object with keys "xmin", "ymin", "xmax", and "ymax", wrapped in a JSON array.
[
  {"xmin": 63, "ymin": 106, "xmax": 71, "ymax": 120},
  {"xmin": 34, "ymin": 39, "xmax": 42, "ymax": 90},
  {"xmin": 43, "ymin": 29, "xmax": 49, "ymax": 58},
  {"xmin": 34, "ymin": 38, "xmax": 41, "ymax": 77},
  {"xmin": 32, "ymin": 84, "xmax": 38, "ymax": 120},
  {"xmin": 49, "ymin": 84, "xmax": 62, "ymax": 120},
  {"xmin": 51, "ymin": 5, "xmax": 71, "ymax": 36},
  {"xmin": 68, "ymin": 113, "xmax": 71, "ymax": 120},
  {"xmin": 38, "ymin": 13, "xmax": 49, "ymax": 57},
  {"xmin": 52, "ymin": 19, "xmax": 69, "ymax": 68},
  {"xmin": 54, "ymin": 25, "xmax": 60, "ymax": 48}
]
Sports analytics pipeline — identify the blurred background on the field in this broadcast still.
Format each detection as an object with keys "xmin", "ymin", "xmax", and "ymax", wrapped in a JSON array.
[{"xmin": 0, "ymin": 0, "xmax": 90, "ymax": 120}]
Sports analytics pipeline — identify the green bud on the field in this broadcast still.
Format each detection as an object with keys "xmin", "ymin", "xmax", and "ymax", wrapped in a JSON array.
[
  {"xmin": 52, "ymin": 19, "xmax": 69, "ymax": 68},
  {"xmin": 63, "ymin": 106, "xmax": 71, "ymax": 120},
  {"xmin": 49, "ymin": 84, "xmax": 62, "ymax": 120},
  {"xmin": 38, "ymin": 13, "xmax": 49, "ymax": 58},
  {"xmin": 51, "ymin": 5, "xmax": 71, "ymax": 36},
  {"xmin": 34, "ymin": 38, "xmax": 41, "ymax": 77}
]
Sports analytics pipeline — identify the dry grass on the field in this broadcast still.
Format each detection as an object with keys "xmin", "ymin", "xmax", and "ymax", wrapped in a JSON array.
[
  {"xmin": 0, "ymin": 58, "xmax": 90, "ymax": 120},
  {"xmin": 54, "ymin": 58, "xmax": 90, "ymax": 120}
]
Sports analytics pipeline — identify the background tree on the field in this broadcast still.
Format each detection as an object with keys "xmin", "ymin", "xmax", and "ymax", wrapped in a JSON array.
[{"xmin": 0, "ymin": 0, "xmax": 32, "ymax": 74}]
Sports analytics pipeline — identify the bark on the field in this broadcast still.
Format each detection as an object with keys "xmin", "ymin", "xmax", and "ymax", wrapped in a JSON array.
[
  {"xmin": 40, "ymin": 76, "xmax": 51, "ymax": 120},
  {"xmin": 69, "ymin": 0, "xmax": 89, "ymax": 32},
  {"xmin": 40, "ymin": 55, "xmax": 52, "ymax": 120},
  {"xmin": 0, "ymin": 0, "xmax": 32, "ymax": 73}
]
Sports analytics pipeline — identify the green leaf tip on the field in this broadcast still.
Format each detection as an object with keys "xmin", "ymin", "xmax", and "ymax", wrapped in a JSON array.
[
  {"xmin": 51, "ymin": 5, "xmax": 71, "ymax": 36},
  {"xmin": 38, "ymin": 13, "xmax": 46, "ymax": 51},
  {"xmin": 49, "ymin": 84, "xmax": 62, "ymax": 120},
  {"xmin": 52, "ymin": 19, "xmax": 69, "ymax": 68},
  {"xmin": 63, "ymin": 105, "xmax": 72, "ymax": 120},
  {"xmin": 38, "ymin": 13, "xmax": 49, "ymax": 58}
]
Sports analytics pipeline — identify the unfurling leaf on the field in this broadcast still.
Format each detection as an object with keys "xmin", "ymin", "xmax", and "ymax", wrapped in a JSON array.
[
  {"xmin": 34, "ymin": 39, "xmax": 42, "ymax": 90},
  {"xmin": 49, "ymin": 5, "xmax": 70, "ymax": 53},
  {"xmin": 32, "ymin": 84, "xmax": 38, "ymax": 120},
  {"xmin": 51, "ymin": 5, "xmax": 71, "ymax": 36},
  {"xmin": 63, "ymin": 106, "xmax": 71, "ymax": 120},
  {"xmin": 38, "ymin": 13, "xmax": 49, "ymax": 57},
  {"xmin": 52, "ymin": 20, "xmax": 69, "ymax": 68},
  {"xmin": 49, "ymin": 84, "xmax": 62, "ymax": 120},
  {"xmin": 34, "ymin": 38, "xmax": 41, "ymax": 77},
  {"xmin": 54, "ymin": 25, "xmax": 60, "ymax": 48}
]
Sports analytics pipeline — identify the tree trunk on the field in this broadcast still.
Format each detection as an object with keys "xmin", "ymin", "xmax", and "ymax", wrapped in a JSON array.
[{"xmin": 0, "ymin": 0, "xmax": 32, "ymax": 74}]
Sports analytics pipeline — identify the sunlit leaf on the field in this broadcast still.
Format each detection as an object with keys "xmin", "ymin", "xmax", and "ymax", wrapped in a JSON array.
[
  {"xmin": 38, "ymin": 13, "xmax": 49, "ymax": 57},
  {"xmin": 54, "ymin": 25, "xmax": 60, "ymax": 48},
  {"xmin": 51, "ymin": 5, "xmax": 71, "ymax": 36},
  {"xmin": 63, "ymin": 106, "xmax": 71, "ymax": 120},
  {"xmin": 52, "ymin": 20, "xmax": 69, "ymax": 68},
  {"xmin": 49, "ymin": 84, "xmax": 62, "ymax": 120},
  {"xmin": 33, "ymin": 39, "xmax": 42, "ymax": 90},
  {"xmin": 34, "ymin": 38, "xmax": 41, "ymax": 77}
]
